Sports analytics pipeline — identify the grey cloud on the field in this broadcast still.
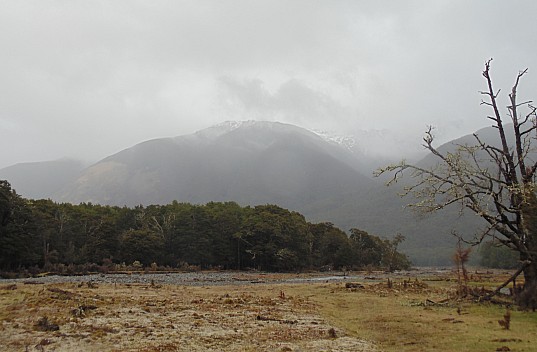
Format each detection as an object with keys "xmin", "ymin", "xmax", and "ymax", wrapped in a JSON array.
[
  {"xmin": 219, "ymin": 77, "xmax": 355, "ymax": 129},
  {"xmin": 1, "ymin": 1, "xmax": 537, "ymax": 168}
]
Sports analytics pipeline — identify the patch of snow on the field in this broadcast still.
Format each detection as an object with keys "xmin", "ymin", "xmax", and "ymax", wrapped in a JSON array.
[{"xmin": 310, "ymin": 129, "xmax": 357, "ymax": 151}]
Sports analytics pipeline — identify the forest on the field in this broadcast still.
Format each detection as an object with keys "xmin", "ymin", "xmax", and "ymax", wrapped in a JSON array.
[{"xmin": 0, "ymin": 180, "xmax": 410, "ymax": 275}]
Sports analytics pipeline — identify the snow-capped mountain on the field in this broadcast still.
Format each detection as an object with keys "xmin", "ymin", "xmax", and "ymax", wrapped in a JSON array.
[
  {"xmin": 309, "ymin": 127, "xmax": 425, "ymax": 173},
  {"xmin": 0, "ymin": 121, "xmax": 493, "ymax": 265},
  {"xmin": 56, "ymin": 121, "xmax": 374, "ymax": 207}
]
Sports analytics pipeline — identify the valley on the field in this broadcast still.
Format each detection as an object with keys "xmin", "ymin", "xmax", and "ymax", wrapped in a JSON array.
[
  {"xmin": 0, "ymin": 121, "xmax": 494, "ymax": 266},
  {"xmin": 1, "ymin": 269, "xmax": 535, "ymax": 351}
]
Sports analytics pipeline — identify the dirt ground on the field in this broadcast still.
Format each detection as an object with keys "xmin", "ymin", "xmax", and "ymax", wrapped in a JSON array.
[{"xmin": 0, "ymin": 279, "xmax": 376, "ymax": 351}]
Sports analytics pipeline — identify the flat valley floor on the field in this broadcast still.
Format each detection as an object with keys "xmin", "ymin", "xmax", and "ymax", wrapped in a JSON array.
[{"xmin": 1, "ymin": 270, "xmax": 536, "ymax": 351}]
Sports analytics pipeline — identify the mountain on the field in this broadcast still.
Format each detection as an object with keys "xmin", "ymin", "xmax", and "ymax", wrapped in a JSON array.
[
  {"xmin": 1, "ymin": 121, "xmax": 505, "ymax": 265},
  {"xmin": 57, "ymin": 121, "xmax": 374, "ymax": 209},
  {"xmin": 0, "ymin": 159, "xmax": 84, "ymax": 199},
  {"xmin": 304, "ymin": 125, "xmax": 510, "ymax": 265},
  {"xmin": 310, "ymin": 128, "xmax": 424, "ymax": 174}
]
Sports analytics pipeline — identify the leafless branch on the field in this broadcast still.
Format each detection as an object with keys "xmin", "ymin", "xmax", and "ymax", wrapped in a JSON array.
[{"xmin": 376, "ymin": 60, "xmax": 537, "ymax": 288}]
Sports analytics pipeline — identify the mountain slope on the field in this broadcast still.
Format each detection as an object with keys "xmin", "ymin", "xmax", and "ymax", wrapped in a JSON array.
[
  {"xmin": 305, "ymin": 125, "xmax": 511, "ymax": 265},
  {"xmin": 2, "ymin": 122, "xmax": 506, "ymax": 266},
  {"xmin": 0, "ymin": 159, "xmax": 84, "ymax": 199},
  {"xmin": 57, "ymin": 121, "xmax": 373, "ymax": 209}
]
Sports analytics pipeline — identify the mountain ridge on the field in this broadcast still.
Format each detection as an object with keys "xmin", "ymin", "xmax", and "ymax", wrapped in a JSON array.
[
  {"xmin": 0, "ymin": 121, "xmax": 501, "ymax": 265},
  {"xmin": 56, "ymin": 121, "xmax": 374, "ymax": 209},
  {"xmin": 0, "ymin": 159, "xmax": 84, "ymax": 200}
]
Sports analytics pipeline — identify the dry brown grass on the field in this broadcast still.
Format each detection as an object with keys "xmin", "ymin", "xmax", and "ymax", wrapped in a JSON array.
[
  {"xmin": 299, "ymin": 275, "xmax": 537, "ymax": 352},
  {"xmin": 1, "ymin": 271, "xmax": 536, "ymax": 351},
  {"xmin": 0, "ymin": 281, "xmax": 372, "ymax": 351}
]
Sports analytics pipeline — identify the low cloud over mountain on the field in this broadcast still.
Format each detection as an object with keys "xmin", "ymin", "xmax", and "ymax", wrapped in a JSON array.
[
  {"xmin": 1, "ymin": 121, "xmax": 494, "ymax": 265},
  {"xmin": 57, "ymin": 121, "xmax": 373, "ymax": 209}
]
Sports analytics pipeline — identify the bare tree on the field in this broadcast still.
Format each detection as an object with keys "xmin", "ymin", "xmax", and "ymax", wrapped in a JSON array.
[{"xmin": 376, "ymin": 59, "xmax": 537, "ymax": 304}]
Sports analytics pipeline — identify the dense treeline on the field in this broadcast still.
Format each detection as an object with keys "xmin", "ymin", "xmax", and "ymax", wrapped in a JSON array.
[
  {"xmin": 479, "ymin": 241, "xmax": 519, "ymax": 269},
  {"xmin": 0, "ymin": 180, "xmax": 410, "ymax": 274}
]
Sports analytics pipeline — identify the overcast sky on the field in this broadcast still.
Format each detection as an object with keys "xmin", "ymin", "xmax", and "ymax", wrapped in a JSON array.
[{"xmin": 1, "ymin": 0, "xmax": 536, "ymax": 169}]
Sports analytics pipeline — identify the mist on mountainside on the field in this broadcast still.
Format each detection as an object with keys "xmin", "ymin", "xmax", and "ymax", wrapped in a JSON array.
[
  {"xmin": 1, "ymin": 121, "xmax": 502, "ymax": 265},
  {"xmin": 0, "ymin": 159, "xmax": 85, "ymax": 200}
]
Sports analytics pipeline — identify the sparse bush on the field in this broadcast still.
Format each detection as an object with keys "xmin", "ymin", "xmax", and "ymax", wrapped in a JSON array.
[
  {"xmin": 100, "ymin": 258, "xmax": 115, "ymax": 273},
  {"xmin": 498, "ymin": 309, "xmax": 511, "ymax": 330},
  {"xmin": 115, "ymin": 262, "xmax": 127, "ymax": 271},
  {"xmin": 65, "ymin": 264, "xmax": 76, "ymax": 275},
  {"xmin": 130, "ymin": 261, "xmax": 143, "ymax": 271},
  {"xmin": 453, "ymin": 239, "xmax": 471, "ymax": 298}
]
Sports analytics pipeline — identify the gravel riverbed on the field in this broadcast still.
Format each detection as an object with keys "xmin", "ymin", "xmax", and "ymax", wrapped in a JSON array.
[{"xmin": 0, "ymin": 268, "xmax": 453, "ymax": 286}]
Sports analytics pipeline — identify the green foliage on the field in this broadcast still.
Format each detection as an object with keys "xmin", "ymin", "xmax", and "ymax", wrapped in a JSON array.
[
  {"xmin": 0, "ymin": 179, "xmax": 411, "ymax": 273},
  {"xmin": 309, "ymin": 222, "xmax": 354, "ymax": 269},
  {"xmin": 479, "ymin": 241, "xmax": 519, "ymax": 269},
  {"xmin": 0, "ymin": 181, "xmax": 41, "ymax": 268},
  {"xmin": 0, "ymin": 180, "xmax": 12, "ymax": 226},
  {"xmin": 242, "ymin": 205, "xmax": 312, "ymax": 271},
  {"xmin": 119, "ymin": 229, "xmax": 164, "ymax": 265},
  {"xmin": 350, "ymin": 229, "xmax": 411, "ymax": 271}
]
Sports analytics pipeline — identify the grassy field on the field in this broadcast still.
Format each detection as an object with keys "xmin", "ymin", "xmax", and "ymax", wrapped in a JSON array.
[
  {"xmin": 300, "ymin": 279, "xmax": 537, "ymax": 352},
  {"xmin": 1, "ymin": 271, "xmax": 536, "ymax": 351}
]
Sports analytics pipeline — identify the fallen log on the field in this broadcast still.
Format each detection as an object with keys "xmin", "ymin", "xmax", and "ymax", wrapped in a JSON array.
[{"xmin": 256, "ymin": 315, "xmax": 297, "ymax": 324}]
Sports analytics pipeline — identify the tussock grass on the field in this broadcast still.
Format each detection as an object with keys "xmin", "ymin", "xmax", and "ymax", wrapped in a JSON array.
[
  {"xmin": 295, "ymin": 277, "xmax": 537, "ymax": 352},
  {"xmin": 1, "ymin": 272, "xmax": 536, "ymax": 351}
]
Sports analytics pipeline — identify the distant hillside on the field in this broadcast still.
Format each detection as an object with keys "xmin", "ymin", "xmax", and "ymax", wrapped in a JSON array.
[
  {"xmin": 303, "ymin": 181, "xmax": 487, "ymax": 266},
  {"xmin": 57, "ymin": 121, "xmax": 374, "ymax": 209},
  {"xmin": 0, "ymin": 159, "xmax": 84, "ymax": 199},
  {"xmin": 1, "ymin": 122, "xmax": 507, "ymax": 266},
  {"xmin": 304, "ymin": 124, "xmax": 507, "ymax": 265}
]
